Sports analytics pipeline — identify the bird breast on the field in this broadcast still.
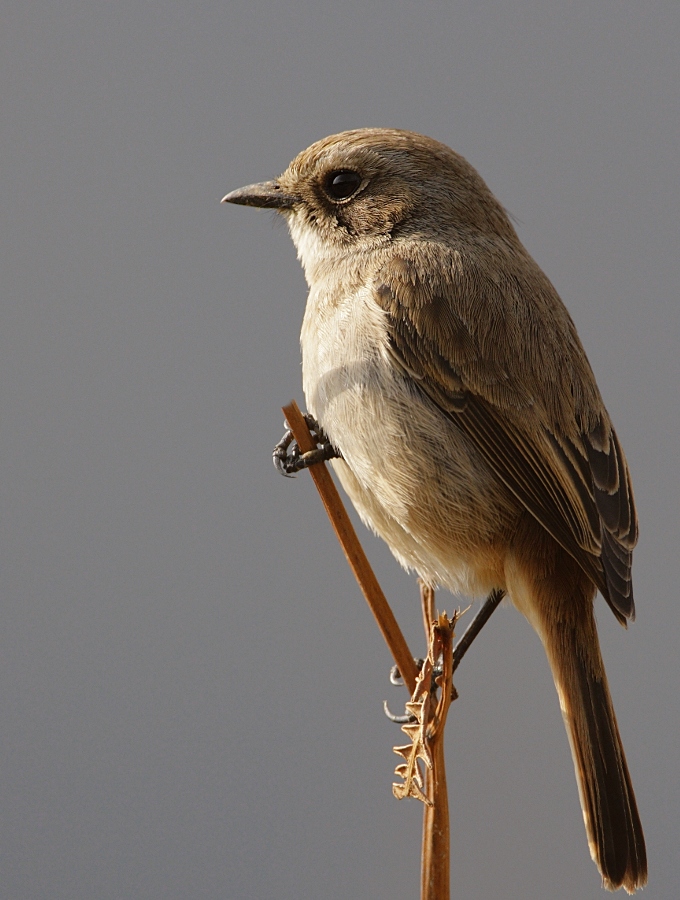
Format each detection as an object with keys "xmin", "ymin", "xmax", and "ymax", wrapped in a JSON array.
[{"xmin": 300, "ymin": 279, "xmax": 517, "ymax": 596}]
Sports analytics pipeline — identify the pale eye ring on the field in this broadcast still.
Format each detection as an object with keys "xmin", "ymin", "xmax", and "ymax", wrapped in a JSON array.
[{"xmin": 323, "ymin": 170, "xmax": 362, "ymax": 201}]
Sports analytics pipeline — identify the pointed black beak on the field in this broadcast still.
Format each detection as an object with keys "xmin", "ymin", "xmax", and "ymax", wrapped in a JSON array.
[{"xmin": 221, "ymin": 180, "xmax": 297, "ymax": 210}]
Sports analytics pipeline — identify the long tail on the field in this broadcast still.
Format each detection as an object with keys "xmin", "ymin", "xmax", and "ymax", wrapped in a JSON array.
[{"xmin": 507, "ymin": 521, "xmax": 647, "ymax": 892}]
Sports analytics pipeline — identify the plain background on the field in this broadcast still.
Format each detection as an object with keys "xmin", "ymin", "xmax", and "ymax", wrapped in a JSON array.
[{"xmin": 1, "ymin": 2, "xmax": 678, "ymax": 898}]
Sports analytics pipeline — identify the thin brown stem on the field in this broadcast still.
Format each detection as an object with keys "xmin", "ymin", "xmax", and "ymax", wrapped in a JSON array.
[
  {"xmin": 282, "ymin": 401, "xmax": 418, "ymax": 694},
  {"xmin": 420, "ymin": 580, "xmax": 436, "ymax": 638},
  {"xmin": 421, "ymin": 614, "xmax": 456, "ymax": 900}
]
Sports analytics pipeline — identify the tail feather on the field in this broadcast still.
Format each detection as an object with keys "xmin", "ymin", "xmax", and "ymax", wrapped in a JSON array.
[
  {"xmin": 507, "ymin": 521, "xmax": 647, "ymax": 892},
  {"xmin": 556, "ymin": 626, "xmax": 647, "ymax": 892}
]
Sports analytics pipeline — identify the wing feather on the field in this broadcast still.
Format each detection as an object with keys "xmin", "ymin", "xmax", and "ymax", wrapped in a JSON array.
[{"xmin": 374, "ymin": 250, "xmax": 637, "ymax": 622}]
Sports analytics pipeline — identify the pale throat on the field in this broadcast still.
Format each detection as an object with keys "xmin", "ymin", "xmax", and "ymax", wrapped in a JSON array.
[
  {"xmin": 286, "ymin": 214, "xmax": 340, "ymax": 286},
  {"xmin": 286, "ymin": 210, "xmax": 391, "ymax": 287}
]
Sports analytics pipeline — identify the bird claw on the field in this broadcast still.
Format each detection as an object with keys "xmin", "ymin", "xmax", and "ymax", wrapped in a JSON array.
[
  {"xmin": 385, "ymin": 658, "xmax": 441, "ymax": 724},
  {"xmin": 383, "ymin": 701, "xmax": 417, "ymax": 724},
  {"xmin": 273, "ymin": 414, "xmax": 342, "ymax": 476}
]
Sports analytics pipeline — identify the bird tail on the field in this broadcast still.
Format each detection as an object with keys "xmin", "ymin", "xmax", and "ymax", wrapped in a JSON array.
[{"xmin": 507, "ymin": 524, "xmax": 647, "ymax": 892}]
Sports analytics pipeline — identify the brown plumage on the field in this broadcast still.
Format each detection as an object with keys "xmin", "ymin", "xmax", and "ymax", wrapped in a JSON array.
[{"xmin": 223, "ymin": 128, "xmax": 647, "ymax": 891}]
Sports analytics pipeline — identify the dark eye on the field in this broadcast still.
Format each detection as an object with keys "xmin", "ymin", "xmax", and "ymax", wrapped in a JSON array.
[{"xmin": 324, "ymin": 170, "xmax": 362, "ymax": 200}]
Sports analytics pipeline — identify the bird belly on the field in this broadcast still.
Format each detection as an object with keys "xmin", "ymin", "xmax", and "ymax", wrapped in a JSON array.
[{"xmin": 301, "ymin": 288, "xmax": 517, "ymax": 597}]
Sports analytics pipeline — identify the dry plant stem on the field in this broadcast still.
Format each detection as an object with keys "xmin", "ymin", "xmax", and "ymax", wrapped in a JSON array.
[
  {"xmin": 283, "ymin": 402, "xmax": 452, "ymax": 897},
  {"xmin": 421, "ymin": 614, "xmax": 455, "ymax": 900},
  {"xmin": 282, "ymin": 401, "xmax": 419, "ymax": 694},
  {"xmin": 420, "ymin": 581, "xmax": 436, "ymax": 638},
  {"xmin": 422, "ymin": 731, "xmax": 449, "ymax": 900}
]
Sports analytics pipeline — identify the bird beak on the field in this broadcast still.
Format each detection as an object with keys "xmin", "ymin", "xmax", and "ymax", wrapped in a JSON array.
[{"xmin": 221, "ymin": 180, "xmax": 297, "ymax": 210}]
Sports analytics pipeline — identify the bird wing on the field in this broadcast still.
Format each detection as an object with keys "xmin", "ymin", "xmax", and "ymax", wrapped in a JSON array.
[{"xmin": 373, "ymin": 249, "xmax": 637, "ymax": 622}]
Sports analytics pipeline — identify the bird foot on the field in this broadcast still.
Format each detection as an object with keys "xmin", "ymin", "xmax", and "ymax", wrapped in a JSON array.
[{"xmin": 273, "ymin": 414, "xmax": 342, "ymax": 476}]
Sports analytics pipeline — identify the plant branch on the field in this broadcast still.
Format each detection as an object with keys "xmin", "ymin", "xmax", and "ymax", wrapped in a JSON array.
[{"xmin": 282, "ymin": 401, "xmax": 419, "ymax": 694}]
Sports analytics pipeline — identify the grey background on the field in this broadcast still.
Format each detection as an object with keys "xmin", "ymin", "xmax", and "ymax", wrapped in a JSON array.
[{"xmin": 1, "ymin": 2, "xmax": 678, "ymax": 898}]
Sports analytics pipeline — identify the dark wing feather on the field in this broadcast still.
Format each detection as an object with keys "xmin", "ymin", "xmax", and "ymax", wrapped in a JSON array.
[{"xmin": 374, "ymin": 251, "xmax": 637, "ymax": 622}]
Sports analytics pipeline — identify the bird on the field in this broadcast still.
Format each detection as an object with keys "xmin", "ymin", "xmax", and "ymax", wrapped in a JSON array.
[{"xmin": 223, "ymin": 128, "xmax": 647, "ymax": 892}]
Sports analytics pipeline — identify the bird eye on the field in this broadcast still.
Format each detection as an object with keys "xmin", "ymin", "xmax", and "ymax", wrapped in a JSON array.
[{"xmin": 324, "ymin": 170, "xmax": 362, "ymax": 201}]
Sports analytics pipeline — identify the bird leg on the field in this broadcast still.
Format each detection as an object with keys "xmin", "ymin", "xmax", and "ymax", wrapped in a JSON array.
[
  {"xmin": 452, "ymin": 587, "xmax": 505, "ymax": 672},
  {"xmin": 385, "ymin": 587, "xmax": 505, "ymax": 722}
]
